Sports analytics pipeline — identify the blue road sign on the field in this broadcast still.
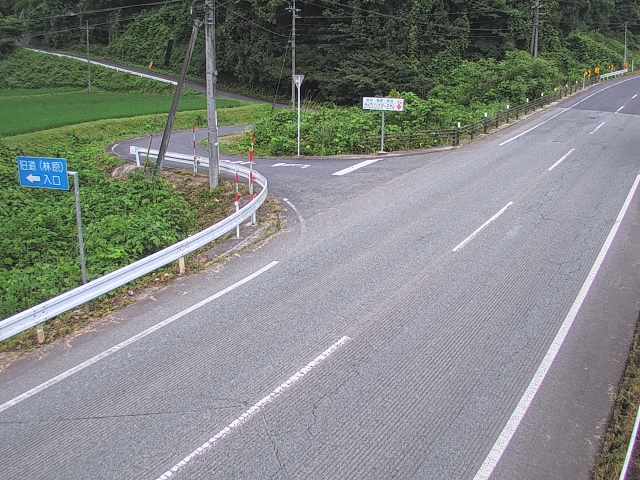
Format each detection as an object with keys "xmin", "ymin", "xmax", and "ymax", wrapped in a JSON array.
[{"xmin": 17, "ymin": 156, "xmax": 69, "ymax": 191}]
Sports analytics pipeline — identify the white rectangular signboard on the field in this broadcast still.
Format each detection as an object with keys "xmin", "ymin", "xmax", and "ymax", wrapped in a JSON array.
[{"xmin": 362, "ymin": 97, "xmax": 405, "ymax": 112}]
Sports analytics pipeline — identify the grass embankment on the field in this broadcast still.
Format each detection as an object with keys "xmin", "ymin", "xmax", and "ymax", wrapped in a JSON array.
[
  {"xmin": 594, "ymin": 313, "xmax": 640, "ymax": 479},
  {"xmin": 0, "ymin": 90, "xmax": 245, "ymax": 137},
  {"xmin": 0, "ymin": 49, "xmax": 252, "ymax": 136},
  {"xmin": 0, "ymin": 105, "xmax": 268, "ymax": 351}
]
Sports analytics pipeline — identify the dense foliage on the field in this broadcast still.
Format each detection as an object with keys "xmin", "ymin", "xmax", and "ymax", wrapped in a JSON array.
[
  {"xmin": 4, "ymin": 0, "xmax": 638, "ymax": 102},
  {"xmin": 247, "ymin": 45, "xmax": 627, "ymax": 155},
  {"xmin": 0, "ymin": 109, "xmax": 241, "ymax": 319}
]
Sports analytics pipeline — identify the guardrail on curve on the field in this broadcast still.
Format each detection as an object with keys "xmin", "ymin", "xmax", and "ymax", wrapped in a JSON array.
[{"xmin": 0, "ymin": 153, "xmax": 267, "ymax": 342}]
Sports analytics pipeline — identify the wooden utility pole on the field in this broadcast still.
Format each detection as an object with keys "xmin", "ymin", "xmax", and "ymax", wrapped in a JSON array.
[
  {"xmin": 154, "ymin": 19, "xmax": 202, "ymax": 175},
  {"xmin": 85, "ymin": 21, "xmax": 91, "ymax": 92},
  {"xmin": 531, "ymin": 0, "xmax": 540, "ymax": 58},
  {"xmin": 288, "ymin": 0, "xmax": 298, "ymax": 107}
]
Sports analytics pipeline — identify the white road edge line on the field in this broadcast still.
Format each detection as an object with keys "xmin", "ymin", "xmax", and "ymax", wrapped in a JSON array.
[
  {"xmin": 473, "ymin": 174, "xmax": 640, "ymax": 480},
  {"xmin": 589, "ymin": 122, "xmax": 606, "ymax": 135},
  {"xmin": 617, "ymin": 105, "xmax": 625, "ymax": 113},
  {"xmin": 547, "ymin": 148, "xmax": 576, "ymax": 172},
  {"xmin": 331, "ymin": 158, "xmax": 381, "ymax": 176},
  {"xmin": 452, "ymin": 202, "xmax": 514, "ymax": 252},
  {"xmin": 619, "ymin": 404, "xmax": 640, "ymax": 480},
  {"xmin": 499, "ymin": 76, "xmax": 640, "ymax": 146},
  {"xmin": 283, "ymin": 198, "xmax": 306, "ymax": 230},
  {"xmin": 0, "ymin": 261, "xmax": 279, "ymax": 415},
  {"xmin": 154, "ymin": 335, "xmax": 352, "ymax": 480}
]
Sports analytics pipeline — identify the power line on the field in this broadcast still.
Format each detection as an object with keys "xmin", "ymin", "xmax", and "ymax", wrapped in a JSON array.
[{"xmin": 26, "ymin": 0, "xmax": 183, "ymax": 22}]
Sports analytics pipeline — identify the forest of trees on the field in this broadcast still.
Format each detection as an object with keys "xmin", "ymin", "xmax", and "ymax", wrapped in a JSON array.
[{"xmin": 1, "ymin": 0, "xmax": 638, "ymax": 102}]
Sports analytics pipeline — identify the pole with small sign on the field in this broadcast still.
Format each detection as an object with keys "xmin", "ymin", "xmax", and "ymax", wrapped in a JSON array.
[
  {"xmin": 294, "ymin": 74, "xmax": 304, "ymax": 157},
  {"xmin": 16, "ymin": 156, "xmax": 88, "ymax": 284}
]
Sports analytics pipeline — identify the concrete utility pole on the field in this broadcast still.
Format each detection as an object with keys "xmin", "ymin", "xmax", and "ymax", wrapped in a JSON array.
[
  {"xmin": 531, "ymin": 0, "xmax": 540, "ymax": 58},
  {"xmin": 205, "ymin": 0, "xmax": 220, "ymax": 189},
  {"xmin": 154, "ymin": 19, "xmax": 202, "ymax": 175},
  {"xmin": 85, "ymin": 21, "xmax": 91, "ymax": 93},
  {"xmin": 288, "ymin": 0, "xmax": 298, "ymax": 107}
]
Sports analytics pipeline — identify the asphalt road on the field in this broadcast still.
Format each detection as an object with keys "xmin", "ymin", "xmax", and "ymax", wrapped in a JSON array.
[{"xmin": 1, "ymin": 77, "xmax": 639, "ymax": 480}]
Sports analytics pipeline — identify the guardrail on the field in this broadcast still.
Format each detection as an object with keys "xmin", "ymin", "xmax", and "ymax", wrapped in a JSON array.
[
  {"xmin": 601, "ymin": 68, "xmax": 628, "ymax": 81},
  {"xmin": 0, "ymin": 153, "xmax": 267, "ymax": 342}
]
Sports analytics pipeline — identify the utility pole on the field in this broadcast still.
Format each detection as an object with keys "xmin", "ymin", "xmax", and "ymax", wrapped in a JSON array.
[
  {"xmin": 624, "ymin": 22, "xmax": 628, "ymax": 67},
  {"xmin": 288, "ymin": 0, "xmax": 298, "ymax": 107},
  {"xmin": 154, "ymin": 19, "xmax": 202, "ymax": 175},
  {"xmin": 531, "ymin": 0, "xmax": 540, "ymax": 58},
  {"xmin": 85, "ymin": 21, "xmax": 91, "ymax": 93},
  {"xmin": 205, "ymin": 0, "xmax": 220, "ymax": 189}
]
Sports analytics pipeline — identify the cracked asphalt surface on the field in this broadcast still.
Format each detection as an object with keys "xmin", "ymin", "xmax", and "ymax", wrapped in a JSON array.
[{"xmin": 1, "ymin": 77, "xmax": 639, "ymax": 479}]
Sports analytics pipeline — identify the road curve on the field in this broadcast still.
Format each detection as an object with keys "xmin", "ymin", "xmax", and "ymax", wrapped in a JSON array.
[{"xmin": 1, "ymin": 76, "xmax": 639, "ymax": 480}]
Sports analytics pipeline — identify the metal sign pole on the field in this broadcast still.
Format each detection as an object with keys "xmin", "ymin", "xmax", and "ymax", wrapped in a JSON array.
[
  {"xmin": 294, "ymin": 74, "xmax": 304, "ymax": 157},
  {"xmin": 380, "ymin": 111, "xmax": 385, "ymax": 153},
  {"xmin": 297, "ymin": 83, "xmax": 301, "ymax": 156},
  {"xmin": 69, "ymin": 171, "xmax": 88, "ymax": 284}
]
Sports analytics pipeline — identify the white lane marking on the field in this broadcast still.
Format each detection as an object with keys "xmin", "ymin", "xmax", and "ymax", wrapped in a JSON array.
[
  {"xmin": 617, "ymin": 105, "xmax": 625, "ymax": 113},
  {"xmin": 452, "ymin": 202, "xmax": 514, "ymax": 252},
  {"xmin": 473, "ymin": 174, "xmax": 640, "ymax": 480},
  {"xmin": 111, "ymin": 143, "xmax": 120, "ymax": 154},
  {"xmin": 499, "ymin": 76, "xmax": 640, "ymax": 146},
  {"xmin": 331, "ymin": 158, "xmax": 381, "ymax": 176},
  {"xmin": 272, "ymin": 162, "xmax": 311, "ymax": 169},
  {"xmin": 620, "ymin": 405, "xmax": 640, "ymax": 480},
  {"xmin": 154, "ymin": 336, "xmax": 352, "ymax": 480},
  {"xmin": 283, "ymin": 198, "xmax": 306, "ymax": 230},
  {"xmin": 589, "ymin": 122, "xmax": 606, "ymax": 135},
  {"xmin": 547, "ymin": 148, "xmax": 576, "ymax": 172},
  {"xmin": 27, "ymin": 48, "xmax": 177, "ymax": 85},
  {"xmin": 0, "ymin": 261, "xmax": 279, "ymax": 415},
  {"xmin": 632, "ymin": 94, "xmax": 638, "ymax": 100}
]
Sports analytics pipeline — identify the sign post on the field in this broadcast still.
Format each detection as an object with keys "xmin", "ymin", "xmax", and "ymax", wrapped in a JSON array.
[
  {"xmin": 17, "ymin": 156, "xmax": 88, "ymax": 284},
  {"xmin": 294, "ymin": 74, "xmax": 304, "ymax": 157},
  {"xmin": 362, "ymin": 97, "xmax": 405, "ymax": 153}
]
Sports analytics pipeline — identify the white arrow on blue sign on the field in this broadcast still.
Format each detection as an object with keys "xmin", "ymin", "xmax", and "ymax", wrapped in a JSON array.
[{"xmin": 17, "ymin": 156, "xmax": 69, "ymax": 191}]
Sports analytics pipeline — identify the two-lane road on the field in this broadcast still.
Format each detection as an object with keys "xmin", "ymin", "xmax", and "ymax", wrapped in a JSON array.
[{"xmin": 1, "ymin": 76, "xmax": 639, "ymax": 479}]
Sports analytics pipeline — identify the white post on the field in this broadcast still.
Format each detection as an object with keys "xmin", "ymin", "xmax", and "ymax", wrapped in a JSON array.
[
  {"xmin": 380, "ymin": 111, "xmax": 385, "ymax": 153},
  {"xmin": 293, "ymin": 74, "xmax": 304, "ymax": 157},
  {"xmin": 297, "ymin": 84, "xmax": 301, "ymax": 156}
]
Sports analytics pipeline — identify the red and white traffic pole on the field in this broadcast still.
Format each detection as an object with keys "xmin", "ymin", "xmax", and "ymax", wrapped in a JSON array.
[
  {"xmin": 234, "ymin": 169, "xmax": 241, "ymax": 239},
  {"xmin": 249, "ymin": 147, "xmax": 256, "ymax": 225},
  {"xmin": 192, "ymin": 126, "xmax": 197, "ymax": 175}
]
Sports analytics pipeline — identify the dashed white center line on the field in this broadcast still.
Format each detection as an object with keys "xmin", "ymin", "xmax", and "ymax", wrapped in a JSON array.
[
  {"xmin": 473, "ymin": 174, "xmax": 640, "ymax": 480},
  {"xmin": 332, "ymin": 158, "xmax": 381, "ymax": 176},
  {"xmin": 616, "ymin": 105, "xmax": 625, "ymax": 113},
  {"xmin": 633, "ymin": 94, "xmax": 638, "ymax": 99},
  {"xmin": 547, "ymin": 148, "xmax": 576, "ymax": 172},
  {"xmin": 589, "ymin": 122, "xmax": 606, "ymax": 135},
  {"xmin": 452, "ymin": 202, "xmax": 514, "ymax": 252},
  {"xmin": 154, "ymin": 336, "xmax": 352, "ymax": 480},
  {"xmin": 0, "ymin": 261, "xmax": 279, "ymax": 415}
]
